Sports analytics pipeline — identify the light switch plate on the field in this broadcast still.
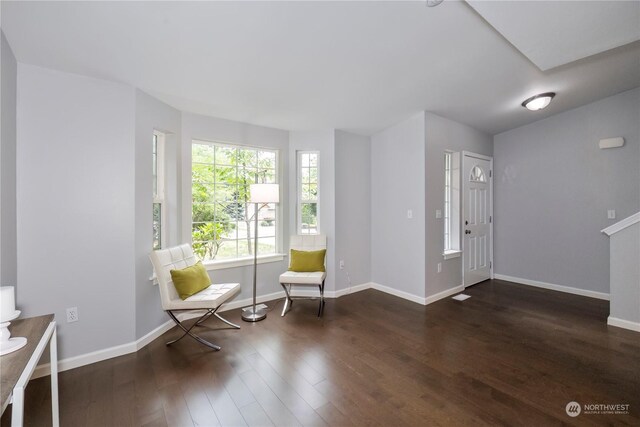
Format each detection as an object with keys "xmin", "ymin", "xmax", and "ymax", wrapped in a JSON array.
[
  {"xmin": 608, "ymin": 210, "xmax": 616, "ymax": 219},
  {"xmin": 407, "ymin": 209, "xmax": 413, "ymax": 219}
]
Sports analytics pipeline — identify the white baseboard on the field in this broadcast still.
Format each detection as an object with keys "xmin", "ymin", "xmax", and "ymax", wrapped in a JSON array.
[
  {"xmin": 32, "ymin": 284, "xmax": 371, "ymax": 379},
  {"xmin": 367, "ymin": 282, "xmax": 465, "ymax": 306},
  {"xmin": 32, "ymin": 310, "xmax": 205, "ymax": 379},
  {"xmin": 33, "ymin": 280, "xmax": 464, "ymax": 379},
  {"xmin": 425, "ymin": 285, "xmax": 465, "ymax": 305},
  {"xmin": 32, "ymin": 341, "xmax": 137, "ymax": 380},
  {"xmin": 31, "ymin": 275, "xmax": 631, "ymax": 380},
  {"xmin": 218, "ymin": 290, "xmax": 286, "ymax": 312},
  {"xmin": 332, "ymin": 282, "xmax": 372, "ymax": 298},
  {"xmin": 607, "ymin": 316, "xmax": 640, "ymax": 332},
  {"xmin": 370, "ymin": 282, "xmax": 426, "ymax": 305},
  {"xmin": 494, "ymin": 273, "xmax": 610, "ymax": 301}
]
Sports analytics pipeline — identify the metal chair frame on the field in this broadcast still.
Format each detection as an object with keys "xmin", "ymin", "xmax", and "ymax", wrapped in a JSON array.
[
  {"xmin": 165, "ymin": 308, "xmax": 240, "ymax": 350},
  {"xmin": 280, "ymin": 280, "xmax": 326, "ymax": 317}
]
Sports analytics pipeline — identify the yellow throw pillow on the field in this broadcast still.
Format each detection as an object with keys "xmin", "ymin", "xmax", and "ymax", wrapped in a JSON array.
[
  {"xmin": 170, "ymin": 261, "xmax": 211, "ymax": 300},
  {"xmin": 289, "ymin": 249, "xmax": 326, "ymax": 272}
]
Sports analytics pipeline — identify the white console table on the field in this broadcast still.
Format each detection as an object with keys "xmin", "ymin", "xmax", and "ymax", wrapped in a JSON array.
[{"xmin": 0, "ymin": 314, "xmax": 58, "ymax": 426}]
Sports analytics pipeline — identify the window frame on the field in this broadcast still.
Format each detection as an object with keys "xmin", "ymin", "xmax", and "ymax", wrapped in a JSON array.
[
  {"xmin": 153, "ymin": 130, "xmax": 166, "ymax": 250},
  {"xmin": 443, "ymin": 151, "xmax": 461, "ymax": 259},
  {"xmin": 190, "ymin": 139, "xmax": 283, "ymax": 268},
  {"xmin": 444, "ymin": 152, "xmax": 452, "ymax": 251},
  {"xmin": 297, "ymin": 151, "xmax": 320, "ymax": 235}
]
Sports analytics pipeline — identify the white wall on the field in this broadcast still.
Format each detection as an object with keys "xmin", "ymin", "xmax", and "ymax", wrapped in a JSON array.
[
  {"xmin": 288, "ymin": 130, "xmax": 336, "ymax": 292},
  {"xmin": 1, "ymin": 31, "xmax": 17, "ymax": 286},
  {"xmin": 494, "ymin": 88, "xmax": 640, "ymax": 294},
  {"xmin": 424, "ymin": 112, "xmax": 492, "ymax": 296},
  {"xmin": 335, "ymin": 130, "xmax": 371, "ymax": 291},
  {"xmin": 16, "ymin": 64, "xmax": 136, "ymax": 359},
  {"xmin": 371, "ymin": 113, "xmax": 426, "ymax": 299},
  {"xmin": 134, "ymin": 90, "xmax": 181, "ymax": 339},
  {"xmin": 181, "ymin": 112, "xmax": 290, "ymax": 301},
  {"xmin": 14, "ymin": 65, "xmax": 294, "ymax": 359},
  {"xmin": 609, "ymin": 222, "xmax": 640, "ymax": 325}
]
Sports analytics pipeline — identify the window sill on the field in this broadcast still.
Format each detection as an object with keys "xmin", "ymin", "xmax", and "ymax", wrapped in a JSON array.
[
  {"xmin": 149, "ymin": 253, "xmax": 286, "ymax": 284},
  {"xmin": 443, "ymin": 250, "xmax": 462, "ymax": 260},
  {"xmin": 203, "ymin": 253, "xmax": 286, "ymax": 271}
]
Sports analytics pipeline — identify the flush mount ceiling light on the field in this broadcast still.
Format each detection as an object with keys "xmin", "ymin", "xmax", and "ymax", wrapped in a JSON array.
[
  {"xmin": 521, "ymin": 92, "xmax": 556, "ymax": 111},
  {"xmin": 426, "ymin": 0, "xmax": 444, "ymax": 7}
]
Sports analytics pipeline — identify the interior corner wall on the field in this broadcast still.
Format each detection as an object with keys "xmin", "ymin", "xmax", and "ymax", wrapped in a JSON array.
[
  {"xmin": 424, "ymin": 112, "xmax": 492, "ymax": 297},
  {"xmin": 288, "ymin": 130, "xmax": 336, "ymax": 293},
  {"xmin": 134, "ymin": 90, "xmax": 181, "ymax": 339},
  {"xmin": 371, "ymin": 113, "xmax": 426, "ymax": 299},
  {"xmin": 16, "ymin": 64, "xmax": 136, "ymax": 359},
  {"xmin": 335, "ymin": 130, "xmax": 371, "ymax": 291},
  {"xmin": 494, "ymin": 88, "xmax": 640, "ymax": 294},
  {"xmin": 181, "ymin": 112, "xmax": 290, "ymax": 301},
  {"xmin": 1, "ymin": 31, "xmax": 17, "ymax": 287}
]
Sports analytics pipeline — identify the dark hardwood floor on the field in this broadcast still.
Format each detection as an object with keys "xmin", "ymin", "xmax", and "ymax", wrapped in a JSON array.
[{"xmin": 3, "ymin": 279, "xmax": 639, "ymax": 426}]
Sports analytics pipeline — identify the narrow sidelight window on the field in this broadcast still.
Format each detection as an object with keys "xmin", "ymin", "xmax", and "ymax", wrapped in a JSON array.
[
  {"xmin": 297, "ymin": 151, "xmax": 320, "ymax": 234},
  {"xmin": 153, "ymin": 131, "xmax": 166, "ymax": 250}
]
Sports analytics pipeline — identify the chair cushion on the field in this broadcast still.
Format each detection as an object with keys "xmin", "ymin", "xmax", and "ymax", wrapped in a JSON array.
[
  {"xmin": 289, "ymin": 249, "xmax": 326, "ymax": 272},
  {"xmin": 170, "ymin": 261, "xmax": 211, "ymax": 300},
  {"xmin": 181, "ymin": 283, "xmax": 241, "ymax": 309},
  {"xmin": 279, "ymin": 271, "xmax": 326, "ymax": 285}
]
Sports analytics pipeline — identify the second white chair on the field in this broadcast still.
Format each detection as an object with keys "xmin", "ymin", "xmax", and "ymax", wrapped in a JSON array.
[{"xmin": 279, "ymin": 235, "xmax": 327, "ymax": 317}]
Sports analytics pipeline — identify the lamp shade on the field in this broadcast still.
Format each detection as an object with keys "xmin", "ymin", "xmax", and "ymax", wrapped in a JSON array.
[{"xmin": 250, "ymin": 184, "xmax": 279, "ymax": 204}]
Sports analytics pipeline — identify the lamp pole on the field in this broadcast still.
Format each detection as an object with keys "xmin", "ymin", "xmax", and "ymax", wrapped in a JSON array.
[
  {"xmin": 241, "ymin": 200, "xmax": 266, "ymax": 321},
  {"xmin": 242, "ymin": 183, "xmax": 276, "ymax": 322}
]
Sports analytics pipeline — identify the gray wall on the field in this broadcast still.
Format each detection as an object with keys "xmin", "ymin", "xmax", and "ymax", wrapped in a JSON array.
[
  {"xmin": 609, "ymin": 222, "xmax": 640, "ymax": 323},
  {"xmin": 16, "ymin": 64, "xmax": 136, "ymax": 359},
  {"xmin": 494, "ymin": 88, "xmax": 640, "ymax": 293},
  {"xmin": 181, "ymin": 112, "xmax": 290, "ymax": 301},
  {"xmin": 335, "ymin": 130, "xmax": 371, "ymax": 291},
  {"xmin": 14, "ymin": 64, "xmax": 295, "ymax": 359},
  {"xmin": 371, "ymin": 112, "xmax": 426, "ymax": 298},
  {"xmin": 424, "ymin": 112, "xmax": 493, "ymax": 296},
  {"xmin": 1, "ymin": 31, "xmax": 17, "ymax": 287},
  {"xmin": 288, "ymin": 130, "xmax": 336, "ymax": 292},
  {"xmin": 134, "ymin": 90, "xmax": 181, "ymax": 339}
]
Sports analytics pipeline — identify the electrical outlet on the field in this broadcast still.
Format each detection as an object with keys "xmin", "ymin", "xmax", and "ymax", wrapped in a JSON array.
[
  {"xmin": 339, "ymin": 260, "xmax": 345, "ymax": 269},
  {"xmin": 66, "ymin": 307, "xmax": 78, "ymax": 323},
  {"xmin": 607, "ymin": 210, "xmax": 616, "ymax": 219},
  {"xmin": 437, "ymin": 263, "xmax": 442, "ymax": 273},
  {"xmin": 436, "ymin": 209, "xmax": 442, "ymax": 219}
]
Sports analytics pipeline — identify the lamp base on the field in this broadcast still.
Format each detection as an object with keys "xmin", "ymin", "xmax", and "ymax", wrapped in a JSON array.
[
  {"xmin": 0, "ymin": 321, "xmax": 27, "ymax": 356},
  {"xmin": 241, "ymin": 306, "xmax": 267, "ymax": 322}
]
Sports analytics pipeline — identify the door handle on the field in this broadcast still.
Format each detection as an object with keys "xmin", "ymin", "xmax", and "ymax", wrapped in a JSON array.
[{"xmin": 465, "ymin": 230, "xmax": 471, "ymax": 234}]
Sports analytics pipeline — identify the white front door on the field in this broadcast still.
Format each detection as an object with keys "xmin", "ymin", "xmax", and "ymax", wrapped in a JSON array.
[{"xmin": 463, "ymin": 153, "xmax": 492, "ymax": 287}]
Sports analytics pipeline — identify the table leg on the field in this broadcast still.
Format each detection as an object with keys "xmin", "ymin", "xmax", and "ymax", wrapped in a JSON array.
[
  {"xmin": 50, "ymin": 324, "xmax": 59, "ymax": 427},
  {"xmin": 10, "ymin": 386, "xmax": 24, "ymax": 427}
]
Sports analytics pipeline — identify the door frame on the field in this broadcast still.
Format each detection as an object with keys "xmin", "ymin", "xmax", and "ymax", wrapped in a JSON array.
[{"xmin": 461, "ymin": 151, "xmax": 494, "ymax": 287}]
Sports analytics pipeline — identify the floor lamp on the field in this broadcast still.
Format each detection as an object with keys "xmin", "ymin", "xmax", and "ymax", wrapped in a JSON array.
[{"xmin": 242, "ymin": 183, "xmax": 279, "ymax": 322}]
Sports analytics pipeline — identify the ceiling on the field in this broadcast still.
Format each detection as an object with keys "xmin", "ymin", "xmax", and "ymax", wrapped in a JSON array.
[
  {"xmin": 2, "ymin": 1, "xmax": 639, "ymax": 136},
  {"xmin": 468, "ymin": 0, "xmax": 640, "ymax": 71}
]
